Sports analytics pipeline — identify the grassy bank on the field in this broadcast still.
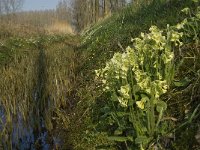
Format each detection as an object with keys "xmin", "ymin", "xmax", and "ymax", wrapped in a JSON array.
[{"xmin": 67, "ymin": 0, "xmax": 200, "ymax": 149}]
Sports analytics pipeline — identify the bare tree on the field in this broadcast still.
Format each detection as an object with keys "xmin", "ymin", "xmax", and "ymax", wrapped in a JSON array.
[
  {"xmin": 2, "ymin": 0, "xmax": 24, "ymax": 14},
  {"xmin": 56, "ymin": 0, "xmax": 71, "ymax": 22},
  {"xmin": 0, "ymin": 1, "xmax": 3, "ymax": 14},
  {"xmin": 103, "ymin": 0, "xmax": 109, "ymax": 16},
  {"xmin": 95, "ymin": 0, "xmax": 99, "ymax": 22},
  {"xmin": 71, "ymin": 0, "xmax": 128, "ymax": 31}
]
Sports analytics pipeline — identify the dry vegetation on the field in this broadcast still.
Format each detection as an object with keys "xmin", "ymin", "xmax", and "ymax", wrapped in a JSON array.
[
  {"xmin": 46, "ymin": 22, "xmax": 75, "ymax": 35},
  {"xmin": 0, "ymin": 34, "xmax": 80, "ymax": 148},
  {"xmin": 0, "ymin": 42, "xmax": 39, "ymax": 148}
]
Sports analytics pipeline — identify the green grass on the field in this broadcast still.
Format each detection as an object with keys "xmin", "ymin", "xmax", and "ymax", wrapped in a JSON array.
[
  {"xmin": 71, "ymin": 0, "xmax": 200, "ymax": 149},
  {"xmin": 80, "ymin": 0, "xmax": 196, "ymax": 74},
  {"xmin": 0, "ymin": 42, "xmax": 12, "ymax": 65}
]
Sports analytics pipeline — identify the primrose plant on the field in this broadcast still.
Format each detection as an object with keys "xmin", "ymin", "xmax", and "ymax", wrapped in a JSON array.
[{"xmin": 96, "ymin": 25, "xmax": 183, "ymax": 149}]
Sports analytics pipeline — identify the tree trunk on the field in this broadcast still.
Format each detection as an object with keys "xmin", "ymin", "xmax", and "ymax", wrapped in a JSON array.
[
  {"xmin": 95, "ymin": 0, "xmax": 99, "ymax": 22},
  {"xmin": 104, "ymin": 0, "xmax": 110, "ymax": 16}
]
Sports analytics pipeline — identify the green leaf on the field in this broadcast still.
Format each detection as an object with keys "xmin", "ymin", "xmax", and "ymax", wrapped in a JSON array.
[
  {"xmin": 128, "ymin": 98, "xmax": 134, "ymax": 106},
  {"xmin": 114, "ymin": 129, "xmax": 123, "ymax": 135},
  {"xmin": 133, "ymin": 85, "xmax": 140, "ymax": 94},
  {"xmin": 173, "ymin": 77, "xmax": 190, "ymax": 87},
  {"xmin": 134, "ymin": 94, "xmax": 140, "ymax": 101},
  {"xmin": 181, "ymin": 7, "xmax": 190, "ymax": 15},
  {"xmin": 111, "ymin": 92, "xmax": 119, "ymax": 102},
  {"xmin": 100, "ymin": 106, "xmax": 110, "ymax": 113},
  {"xmin": 108, "ymin": 117, "xmax": 115, "ymax": 125},
  {"xmin": 135, "ymin": 136, "xmax": 149, "ymax": 144},
  {"xmin": 141, "ymin": 127, "xmax": 148, "ymax": 132},
  {"xmin": 192, "ymin": 0, "xmax": 199, "ymax": 3},
  {"xmin": 116, "ymin": 112, "xmax": 129, "ymax": 117},
  {"xmin": 108, "ymin": 136, "xmax": 132, "ymax": 142},
  {"xmin": 127, "ymin": 136, "xmax": 134, "ymax": 142},
  {"xmin": 156, "ymin": 100, "xmax": 167, "ymax": 113}
]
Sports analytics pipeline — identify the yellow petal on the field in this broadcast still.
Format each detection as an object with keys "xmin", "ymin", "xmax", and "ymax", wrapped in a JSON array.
[{"xmin": 136, "ymin": 101, "xmax": 144, "ymax": 109}]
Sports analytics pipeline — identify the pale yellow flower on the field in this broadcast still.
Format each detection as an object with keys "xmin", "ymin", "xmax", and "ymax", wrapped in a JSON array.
[
  {"xmin": 136, "ymin": 96, "xmax": 148, "ymax": 110},
  {"xmin": 118, "ymin": 97, "xmax": 128, "ymax": 107},
  {"xmin": 119, "ymin": 85, "xmax": 130, "ymax": 98},
  {"xmin": 136, "ymin": 100, "xmax": 145, "ymax": 109}
]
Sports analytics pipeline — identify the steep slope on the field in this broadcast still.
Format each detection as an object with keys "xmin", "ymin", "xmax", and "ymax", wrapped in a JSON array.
[
  {"xmin": 81, "ymin": 0, "xmax": 194, "ymax": 69},
  {"xmin": 67, "ymin": 0, "xmax": 200, "ymax": 149}
]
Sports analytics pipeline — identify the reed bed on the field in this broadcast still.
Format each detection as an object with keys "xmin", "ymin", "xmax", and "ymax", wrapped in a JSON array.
[
  {"xmin": 44, "ymin": 42, "xmax": 78, "ymax": 135},
  {"xmin": 0, "ymin": 46, "xmax": 39, "ymax": 147},
  {"xmin": 0, "ymin": 34, "xmax": 79, "ymax": 148}
]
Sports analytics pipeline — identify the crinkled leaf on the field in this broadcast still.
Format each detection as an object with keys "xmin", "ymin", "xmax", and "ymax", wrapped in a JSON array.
[
  {"xmin": 114, "ymin": 129, "xmax": 123, "ymax": 135},
  {"xmin": 173, "ymin": 77, "xmax": 190, "ymax": 87},
  {"xmin": 156, "ymin": 100, "xmax": 167, "ymax": 113}
]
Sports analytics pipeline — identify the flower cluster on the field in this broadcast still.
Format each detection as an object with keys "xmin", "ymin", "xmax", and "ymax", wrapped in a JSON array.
[
  {"xmin": 96, "ymin": 4, "xmax": 200, "ymax": 149},
  {"xmin": 96, "ymin": 25, "xmax": 182, "ymax": 108}
]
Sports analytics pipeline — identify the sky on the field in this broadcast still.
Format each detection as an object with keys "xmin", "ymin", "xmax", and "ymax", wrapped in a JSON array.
[{"xmin": 22, "ymin": 0, "xmax": 61, "ymax": 11}]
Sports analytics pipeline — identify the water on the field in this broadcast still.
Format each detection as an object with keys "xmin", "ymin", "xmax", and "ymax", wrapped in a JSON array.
[
  {"xmin": 0, "ymin": 38, "xmax": 76, "ymax": 149},
  {"xmin": 0, "ymin": 48, "xmax": 60, "ymax": 149}
]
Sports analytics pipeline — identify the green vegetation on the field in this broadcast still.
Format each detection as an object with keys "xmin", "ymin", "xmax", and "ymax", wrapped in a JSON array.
[
  {"xmin": 0, "ymin": 0, "xmax": 200, "ymax": 149},
  {"xmin": 95, "ymin": 24, "xmax": 183, "ymax": 149},
  {"xmin": 68, "ymin": 0, "xmax": 200, "ymax": 149}
]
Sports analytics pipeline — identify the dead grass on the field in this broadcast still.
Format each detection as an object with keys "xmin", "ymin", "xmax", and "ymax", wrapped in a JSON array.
[
  {"xmin": 0, "ymin": 22, "xmax": 45, "ymax": 38},
  {"xmin": 45, "ymin": 21, "xmax": 75, "ymax": 35},
  {"xmin": 0, "ymin": 46, "xmax": 39, "ymax": 147}
]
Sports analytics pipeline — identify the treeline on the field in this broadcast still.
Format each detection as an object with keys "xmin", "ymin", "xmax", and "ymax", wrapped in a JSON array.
[
  {"xmin": 0, "ymin": 0, "xmax": 24, "ymax": 14},
  {"xmin": 0, "ymin": 0, "xmax": 72, "ymax": 28},
  {"xmin": 0, "ymin": 0, "xmax": 140, "ymax": 32},
  {"xmin": 72, "ymin": 0, "xmax": 129, "ymax": 31}
]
